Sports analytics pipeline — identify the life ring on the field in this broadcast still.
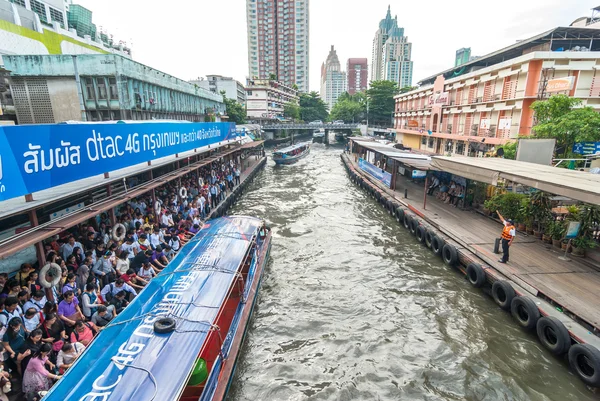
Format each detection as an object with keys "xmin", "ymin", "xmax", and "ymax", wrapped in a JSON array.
[
  {"xmin": 154, "ymin": 200, "xmax": 161, "ymax": 215},
  {"xmin": 409, "ymin": 218, "xmax": 419, "ymax": 235},
  {"xmin": 112, "ymin": 223, "xmax": 126, "ymax": 242},
  {"xmin": 198, "ymin": 177, "xmax": 203, "ymax": 187},
  {"xmin": 536, "ymin": 316, "xmax": 571, "ymax": 355},
  {"xmin": 154, "ymin": 317, "xmax": 176, "ymax": 334},
  {"xmin": 568, "ymin": 344, "xmax": 600, "ymax": 387},
  {"xmin": 179, "ymin": 187, "xmax": 188, "ymax": 199},
  {"xmin": 424, "ymin": 230, "xmax": 434, "ymax": 249},
  {"xmin": 415, "ymin": 225, "xmax": 427, "ymax": 243},
  {"xmin": 431, "ymin": 235, "xmax": 446, "ymax": 256},
  {"xmin": 510, "ymin": 296, "xmax": 540, "ymax": 331},
  {"xmin": 442, "ymin": 244, "xmax": 458, "ymax": 266},
  {"xmin": 403, "ymin": 214, "xmax": 412, "ymax": 230},
  {"xmin": 491, "ymin": 280, "xmax": 515, "ymax": 311},
  {"xmin": 466, "ymin": 263, "xmax": 486, "ymax": 287},
  {"xmin": 39, "ymin": 263, "xmax": 62, "ymax": 289},
  {"xmin": 396, "ymin": 207, "xmax": 405, "ymax": 223}
]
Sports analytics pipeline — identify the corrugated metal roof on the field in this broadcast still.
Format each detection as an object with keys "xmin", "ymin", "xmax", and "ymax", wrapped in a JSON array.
[{"xmin": 431, "ymin": 156, "xmax": 600, "ymax": 204}]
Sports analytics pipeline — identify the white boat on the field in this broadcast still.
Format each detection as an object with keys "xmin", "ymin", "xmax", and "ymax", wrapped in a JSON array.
[
  {"xmin": 313, "ymin": 129, "xmax": 325, "ymax": 139},
  {"xmin": 272, "ymin": 142, "xmax": 311, "ymax": 165}
]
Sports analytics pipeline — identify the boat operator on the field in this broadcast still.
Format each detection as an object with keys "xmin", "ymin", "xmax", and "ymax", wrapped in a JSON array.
[{"xmin": 496, "ymin": 210, "xmax": 516, "ymax": 264}]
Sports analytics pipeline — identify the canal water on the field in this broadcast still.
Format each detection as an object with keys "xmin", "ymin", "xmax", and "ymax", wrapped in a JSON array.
[{"xmin": 227, "ymin": 141, "xmax": 596, "ymax": 401}]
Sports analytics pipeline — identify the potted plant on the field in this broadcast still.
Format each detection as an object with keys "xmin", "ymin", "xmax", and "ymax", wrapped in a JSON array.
[
  {"xmin": 519, "ymin": 198, "xmax": 534, "ymax": 234},
  {"xmin": 542, "ymin": 218, "xmax": 553, "ymax": 244},
  {"xmin": 550, "ymin": 221, "xmax": 565, "ymax": 248},
  {"xmin": 571, "ymin": 235, "xmax": 596, "ymax": 257},
  {"xmin": 561, "ymin": 240, "xmax": 572, "ymax": 252},
  {"xmin": 530, "ymin": 191, "xmax": 551, "ymax": 240}
]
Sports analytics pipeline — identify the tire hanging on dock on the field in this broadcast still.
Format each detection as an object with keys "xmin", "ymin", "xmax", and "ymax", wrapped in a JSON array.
[
  {"xmin": 409, "ymin": 218, "xmax": 419, "ymax": 235},
  {"xmin": 466, "ymin": 263, "xmax": 486, "ymax": 287},
  {"xmin": 442, "ymin": 244, "xmax": 458, "ymax": 266},
  {"xmin": 415, "ymin": 225, "xmax": 427, "ymax": 243},
  {"xmin": 491, "ymin": 280, "xmax": 515, "ymax": 311},
  {"xmin": 510, "ymin": 296, "xmax": 540, "ymax": 331},
  {"xmin": 403, "ymin": 214, "xmax": 412, "ymax": 230},
  {"xmin": 395, "ymin": 207, "xmax": 405, "ymax": 223},
  {"xmin": 431, "ymin": 235, "xmax": 445, "ymax": 256},
  {"xmin": 568, "ymin": 344, "xmax": 600, "ymax": 387},
  {"xmin": 536, "ymin": 316, "xmax": 571, "ymax": 355},
  {"xmin": 424, "ymin": 230, "xmax": 434, "ymax": 249}
]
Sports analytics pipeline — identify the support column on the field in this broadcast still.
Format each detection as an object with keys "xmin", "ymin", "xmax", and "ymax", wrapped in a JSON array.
[
  {"xmin": 423, "ymin": 175, "xmax": 429, "ymax": 210},
  {"xmin": 28, "ymin": 210, "xmax": 45, "ymax": 268}
]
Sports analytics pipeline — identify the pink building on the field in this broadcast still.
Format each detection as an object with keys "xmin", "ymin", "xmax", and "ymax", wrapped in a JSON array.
[{"xmin": 346, "ymin": 58, "xmax": 368, "ymax": 94}]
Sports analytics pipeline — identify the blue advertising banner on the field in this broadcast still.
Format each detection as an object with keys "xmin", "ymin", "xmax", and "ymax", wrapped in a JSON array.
[
  {"xmin": 0, "ymin": 121, "xmax": 236, "ymax": 201},
  {"xmin": 358, "ymin": 158, "xmax": 392, "ymax": 187},
  {"xmin": 573, "ymin": 142, "xmax": 600, "ymax": 155}
]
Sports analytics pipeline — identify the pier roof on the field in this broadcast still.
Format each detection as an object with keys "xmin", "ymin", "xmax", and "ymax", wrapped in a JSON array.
[{"xmin": 431, "ymin": 156, "xmax": 600, "ymax": 204}]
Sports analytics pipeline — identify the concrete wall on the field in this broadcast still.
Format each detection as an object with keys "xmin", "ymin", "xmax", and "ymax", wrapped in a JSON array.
[{"xmin": 47, "ymin": 77, "xmax": 80, "ymax": 122}]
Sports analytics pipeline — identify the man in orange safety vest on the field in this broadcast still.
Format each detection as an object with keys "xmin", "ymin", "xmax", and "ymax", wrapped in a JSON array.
[{"xmin": 496, "ymin": 210, "xmax": 515, "ymax": 264}]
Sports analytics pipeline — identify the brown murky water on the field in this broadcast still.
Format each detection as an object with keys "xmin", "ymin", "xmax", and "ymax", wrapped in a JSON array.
[{"xmin": 226, "ymin": 141, "xmax": 597, "ymax": 401}]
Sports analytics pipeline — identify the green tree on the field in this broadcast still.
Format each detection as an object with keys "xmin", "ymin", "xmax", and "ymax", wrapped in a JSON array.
[
  {"xmin": 268, "ymin": 73, "xmax": 277, "ymax": 81},
  {"xmin": 399, "ymin": 85, "xmax": 417, "ymax": 94},
  {"xmin": 221, "ymin": 91, "xmax": 246, "ymax": 124},
  {"xmin": 283, "ymin": 103, "xmax": 300, "ymax": 121},
  {"xmin": 330, "ymin": 91, "xmax": 366, "ymax": 122},
  {"xmin": 531, "ymin": 94, "xmax": 600, "ymax": 157},
  {"xmin": 498, "ymin": 141, "xmax": 517, "ymax": 160},
  {"xmin": 366, "ymin": 80, "xmax": 399, "ymax": 127},
  {"xmin": 299, "ymin": 92, "xmax": 329, "ymax": 122}
]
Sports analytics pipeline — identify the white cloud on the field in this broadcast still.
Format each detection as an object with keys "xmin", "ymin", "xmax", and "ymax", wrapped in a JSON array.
[{"xmin": 76, "ymin": 0, "xmax": 598, "ymax": 91}]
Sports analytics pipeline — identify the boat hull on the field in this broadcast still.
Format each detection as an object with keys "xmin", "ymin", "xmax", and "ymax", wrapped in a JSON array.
[
  {"xmin": 273, "ymin": 148, "xmax": 310, "ymax": 165},
  {"xmin": 210, "ymin": 231, "xmax": 272, "ymax": 401}
]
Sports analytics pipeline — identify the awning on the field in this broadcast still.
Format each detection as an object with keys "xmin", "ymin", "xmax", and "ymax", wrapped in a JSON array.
[
  {"xmin": 430, "ymin": 156, "xmax": 600, "ymax": 204},
  {"xmin": 393, "ymin": 157, "xmax": 435, "ymax": 171}
]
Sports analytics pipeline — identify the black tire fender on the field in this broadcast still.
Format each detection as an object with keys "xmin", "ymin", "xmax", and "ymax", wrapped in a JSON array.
[
  {"xmin": 536, "ymin": 316, "xmax": 571, "ymax": 355},
  {"xmin": 409, "ymin": 218, "xmax": 419, "ymax": 235},
  {"xmin": 431, "ymin": 235, "xmax": 445, "ymax": 256},
  {"xmin": 492, "ymin": 280, "xmax": 515, "ymax": 311},
  {"xmin": 403, "ymin": 214, "xmax": 412, "ymax": 230},
  {"xmin": 466, "ymin": 263, "xmax": 486, "ymax": 287},
  {"xmin": 442, "ymin": 244, "xmax": 458, "ymax": 266},
  {"xmin": 415, "ymin": 225, "xmax": 426, "ymax": 243},
  {"xmin": 396, "ymin": 207, "xmax": 405, "ymax": 223},
  {"xmin": 154, "ymin": 317, "xmax": 176, "ymax": 334},
  {"xmin": 424, "ymin": 230, "xmax": 434, "ymax": 249},
  {"xmin": 510, "ymin": 296, "xmax": 540, "ymax": 331},
  {"xmin": 568, "ymin": 343, "xmax": 600, "ymax": 387}
]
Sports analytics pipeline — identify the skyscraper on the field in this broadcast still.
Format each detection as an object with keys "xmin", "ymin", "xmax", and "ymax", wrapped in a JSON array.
[
  {"xmin": 347, "ymin": 58, "xmax": 368, "ymax": 94},
  {"xmin": 371, "ymin": 6, "xmax": 413, "ymax": 88},
  {"xmin": 246, "ymin": 0, "xmax": 310, "ymax": 93},
  {"xmin": 320, "ymin": 45, "xmax": 346, "ymax": 110}
]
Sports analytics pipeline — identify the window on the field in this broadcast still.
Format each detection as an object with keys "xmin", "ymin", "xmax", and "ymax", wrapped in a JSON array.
[
  {"xmin": 49, "ymin": 7, "xmax": 64, "ymax": 26},
  {"xmin": 29, "ymin": 0, "xmax": 47, "ymax": 22},
  {"xmin": 84, "ymin": 78, "xmax": 95, "ymax": 100},
  {"xmin": 109, "ymin": 78, "xmax": 118, "ymax": 100},
  {"xmin": 9, "ymin": 0, "xmax": 26, "ymax": 7},
  {"xmin": 97, "ymin": 78, "xmax": 107, "ymax": 100}
]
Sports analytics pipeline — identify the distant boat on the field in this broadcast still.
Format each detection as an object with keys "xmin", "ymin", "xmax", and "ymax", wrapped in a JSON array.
[
  {"xmin": 272, "ymin": 142, "xmax": 311, "ymax": 165},
  {"xmin": 313, "ymin": 129, "xmax": 325, "ymax": 139}
]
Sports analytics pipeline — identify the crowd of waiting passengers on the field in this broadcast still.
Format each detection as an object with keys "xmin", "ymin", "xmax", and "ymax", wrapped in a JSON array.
[{"xmin": 0, "ymin": 157, "xmax": 247, "ymax": 400}]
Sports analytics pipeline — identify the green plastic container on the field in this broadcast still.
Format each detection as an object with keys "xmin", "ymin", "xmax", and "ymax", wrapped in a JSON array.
[{"xmin": 188, "ymin": 358, "xmax": 208, "ymax": 386}]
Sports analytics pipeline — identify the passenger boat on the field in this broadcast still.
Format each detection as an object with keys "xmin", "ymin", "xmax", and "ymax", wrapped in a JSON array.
[
  {"xmin": 43, "ymin": 216, "xmax": 272, "ymax": 401},
  {"xmin": 313, "ymin": 129, "xmax": 325, "ymax": 140},
  {"xmin": 272, "ymin": 141, "xmax": 311, "ymax": 165}
]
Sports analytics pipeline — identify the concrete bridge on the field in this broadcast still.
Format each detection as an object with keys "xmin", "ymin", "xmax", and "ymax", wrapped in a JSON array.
[{"xmin": 262, "ymin": 123, "xmax": 360, "ymax": 130}]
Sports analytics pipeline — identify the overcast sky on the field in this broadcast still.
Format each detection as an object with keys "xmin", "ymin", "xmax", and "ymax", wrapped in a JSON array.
[{"xmin": 77, "ymin": 0, "xmax": 598, "ymax": 92}]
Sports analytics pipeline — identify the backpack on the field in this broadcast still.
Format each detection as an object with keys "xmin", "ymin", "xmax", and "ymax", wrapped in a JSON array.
[
  {"xmin": 104, "ymin": 283, "xmax": 115, "ymax": 303},
  {"xmin": 72, "ymin": 322, "xmax": 97, "ymax": 341}
]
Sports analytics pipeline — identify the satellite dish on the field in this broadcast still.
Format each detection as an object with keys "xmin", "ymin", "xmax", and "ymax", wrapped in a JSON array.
[{"xmin": 497, "ymin": 148, "xmax": 505, "ymax": 157}]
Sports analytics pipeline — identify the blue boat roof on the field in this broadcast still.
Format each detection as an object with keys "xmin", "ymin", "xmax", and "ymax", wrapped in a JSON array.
[
  {"xmin": 273, "ymin": 141, "xmax": 311, "ymax": 154},
  {"xmin": 43, "ymin": 216, "xmax": 262, "ymax": 401}
]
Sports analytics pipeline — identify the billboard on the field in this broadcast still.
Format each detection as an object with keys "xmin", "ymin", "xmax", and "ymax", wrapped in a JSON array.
[
  {"xmin": 0, "ymin": 122, "xmax": 236, "ymax": 201},
  {"xmin": 428, "ymin": 92, "xmax": 449, "ymax": 106},
  {"xmin": 546, "ymin": 76, "xmax": 575, "ymax": 93},
  {"xmin": 516, "ymin": 138, "xmax": 556, "ymax": 165},
  {"xmin": 573, "ymin": 142, "xmax": 600, "ymax": 155},
  {"xmin": 358, "ymin": 158, "xmax": 392, "ymax": 187}
]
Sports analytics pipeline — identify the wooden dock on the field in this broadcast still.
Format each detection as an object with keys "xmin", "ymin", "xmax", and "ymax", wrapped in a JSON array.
[{"xmin": 343, "ymin": 154, "xmax": 600, "ymax": 334}]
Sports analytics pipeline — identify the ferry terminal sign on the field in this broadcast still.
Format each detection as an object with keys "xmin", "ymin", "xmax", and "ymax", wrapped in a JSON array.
[
  {"xmin": 0, "ymin": 122, "xmax": 236, "ymax": 201},
  {"xmin": 358, "ymin": 158, "xmax": 392, "ymax": 188}
]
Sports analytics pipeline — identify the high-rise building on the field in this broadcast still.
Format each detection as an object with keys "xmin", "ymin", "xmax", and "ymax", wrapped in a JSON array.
[
  {"xmin": 347, "ymin": 58, "xmax": 368, "ymax": 94},
  {"xmin": 190, "ymin": 75, "xmax": 247, "ymax": 105},
  {"xmin": 455, "ymin": 48, "xmax": 472, "ymax": 67},
  {"xmin": 320, "ymin": 46, "xmax": 346, "ymax": 110},
  {"xmin": 246, "ymin": 0, "xmax": 309, "ymax": 93},
  {"xmin": 371, "ymin": 6, "xmax": 413, "ymax": 88}
]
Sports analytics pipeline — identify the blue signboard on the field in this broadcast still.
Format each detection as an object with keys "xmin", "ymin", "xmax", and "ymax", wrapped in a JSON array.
[
  {"xmin": 0, "ymin": 122, "xmax": 236, "ymax": 201},
  {"xmin": 573, "ymin": 142, "xmax": 600, "ymax": 155},
  {"xmin": 358, "ymin": 158, "xmax": 392, "ymax": 187}
]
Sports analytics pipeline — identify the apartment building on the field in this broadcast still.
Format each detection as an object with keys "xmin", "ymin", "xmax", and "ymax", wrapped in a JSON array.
[
  {"xmin": 394, "ymin": 26, "xmax": 600, "ymax": 156},
  {"xmin": 246, "ymin": 0, "xmax": 309, "ymax": 92},
  {"xmin": 245, "ymin": 78, "xmax": 298, "ymax": 121},
  {"xmin": 347, "ymin": 58, "xmax": 368, "ymax": 94}
]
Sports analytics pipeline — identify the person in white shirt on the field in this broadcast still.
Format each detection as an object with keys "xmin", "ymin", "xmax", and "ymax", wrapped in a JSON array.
[
  {"xmin": 149, "ymin": 228, "xmax": 162, "ymax": 249},
  {"xmin": 169, "ymin": 235, "xmax": 180, "ymax": 253},
  {"xmin": 22, "ymin": 308, "xmax": 41, "ymax": 332},
  {"xmin": 23, "ymin": 291, "xmax": 47, "ymax": 313},
  {"xmin": 120, "ymin": 238, "xmax": 138, "ymax": 259},
  {"xmin": 161, "ymin": 212, "xmax": 170, "ymax": 228},
  {"xmin": 100, "ymin": 278, "xmax": 137, "ymax": 301},
  {"xmin": 138, "ymin": 262, "xmax": 156, "ymax": 282}
]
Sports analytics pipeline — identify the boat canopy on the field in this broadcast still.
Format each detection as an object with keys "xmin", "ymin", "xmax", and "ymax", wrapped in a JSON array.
[
  {"xmin": 273, "ymin": 142, "xmax": 310, "ymax": 155},
  {"xmin": 43, "ymin": 216, "xmax": 262, "ymax": 401}
]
